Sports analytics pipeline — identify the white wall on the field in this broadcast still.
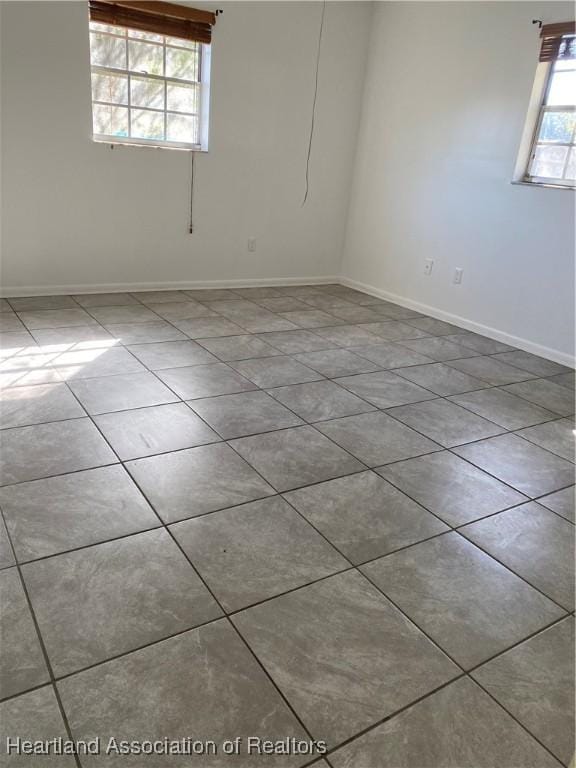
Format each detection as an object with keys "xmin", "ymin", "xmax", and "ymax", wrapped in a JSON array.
[
  {"xmin": 0, "ymin": 1, "xmax": 371, "ymax": 292},
  {"xmin": 343, "ymin": 1, "xmax": 575, "ymax": 363}
]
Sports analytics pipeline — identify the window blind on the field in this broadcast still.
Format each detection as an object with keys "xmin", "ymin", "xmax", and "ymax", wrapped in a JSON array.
[
  {"xmin": 89, "ymin": 1, "xmax": 217, "ymax": 44},
  {"xmin": 539, "ymin": 22, "xmax": 576, "ymax": 62}
]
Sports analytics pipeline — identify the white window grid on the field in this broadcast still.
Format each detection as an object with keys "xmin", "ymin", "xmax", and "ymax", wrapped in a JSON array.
[
  {"xmin": 89, "ymin": 22, "xmax": 210, "ymax": 150},
  {"xmin": 526, "ymin": 39, "xmax": 576, "ymax": 187}
]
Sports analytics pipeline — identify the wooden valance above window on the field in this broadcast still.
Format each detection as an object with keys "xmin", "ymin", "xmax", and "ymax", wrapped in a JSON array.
[
  {"xmin": 539, "ymin": 21, "xmax": 576, "ymax": 62},
  {"xmin": 89, "ymin": 1, "xmax": 217, "ymax": 44}
]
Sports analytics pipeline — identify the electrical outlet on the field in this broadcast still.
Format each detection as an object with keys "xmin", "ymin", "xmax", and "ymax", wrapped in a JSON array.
[
  {"xmin": 424, "ymin": 259, "xmax": 434, "ymax": 276},
  {"xmin": 453, "ymin": 268, "xmax": 463, "ymax": 285},
  {"xmin": 247, "ymin": 237, "xmax": 257, "ymax": 253}
]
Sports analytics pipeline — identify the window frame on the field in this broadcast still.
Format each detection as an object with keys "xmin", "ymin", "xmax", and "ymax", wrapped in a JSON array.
[
  {"xmin": 89, "ymin": 23, "xmax": 211, "ymax": 152},
  {"xmin": 522, "ymin": 39, "xmax": 576, "ymax": 189}
]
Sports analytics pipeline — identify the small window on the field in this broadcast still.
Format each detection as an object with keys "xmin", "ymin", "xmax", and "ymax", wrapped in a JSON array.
[
  {"xmin": 88, "ymin": 2, "xmax": 216, "ymax": 151},
  {"xmin": 525, "ymin": 27, "xmax": 575, "ymax": 187}
]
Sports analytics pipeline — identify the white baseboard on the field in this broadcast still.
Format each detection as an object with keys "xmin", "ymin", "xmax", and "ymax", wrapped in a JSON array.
[
  {"xmin": 0, "ymin": 276, "xmax": 339, "ymax": 298},
  {"xmin": 3, "ymin": 272, "xmax": 572, "ymax": 368},
  {"xmin": 340, "ymin": 276, "xmax": 575, "ymax": 369}
]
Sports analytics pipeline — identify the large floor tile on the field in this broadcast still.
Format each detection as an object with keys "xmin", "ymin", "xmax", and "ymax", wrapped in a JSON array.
[
  {"xmin": 103, "ymin": 322, "xmax": 187, "ymax": 344},
  {"xmin": 446, "ymin": 331, "xmax": 514, "ymax": 355},
  {"xmin": 547, "ymin": 370, "xmax": 575, "ymax": 390},
  {"xmin": 58, "ymin": 620, "xmax": 311, "ymax": 767},
  {"xmin": 378, "ymin": 451, "xmax": 526, "ymax": 526},
  {"xmin": 503, "ymin": 379, "xmax": 575, "ymax": 417},
  {"xmin": 22, "ymin": 529, "xmax": 221, "ymax": 677},
  {"xmin": 18, "ymin": 308, "xmax": 97, "ymax": 330},
  {"xmin": 126, "ymin": 443, "xmax": 274, "ymax": 523},
  {"xmin": 0, "ymin": 686, "xmax": 76, "ymax": 765},
  {"xmin": 539, "ymin": 485, "xmax": 575, "ymax": 523},
  {"xmin": 31, "ymin": 325, "xmax": 116, "ymax": 348},
  {"xmin": 454, "ymin": 433, "xmax": 575, "ymax": 497},
  {"xmin": 314, "ymin": 324, "xmax": 384, "ymax": 347},
  {"xmin": 50, "ymin": 345, "xmax": 146, "ymax": 380},
  {"xmin": 472, "ymin": 617, "xmax": 574, "ymax": 765},
  {"xmin": 0, "ymin": 331, "xmax": 37, "ymax": 353},
  {"xmin": 188, "ymin": 391, "xmax": 302, "ymax": 439},
  {"xmin": 195, "ymin": 334, "xmax": 281, "ymax": 361},
  {"xmin": 394, "ymin": 362, "xmax": 488, "ymax": 396},
  {"xmin": 450, "ymin": 387, "xmax": 557, "ymax": 429},
  {"xmin": 171, "ymin": 496, "xmax": 347, "ymax": 611},
  {"xmin": 156, "ymin": 362, "xmax": 257, "ymax": 399},
  {"xmin": 516, "ymin": 417, "xmax": 574, "ymax": 461},
  {"xmin": 72, "ymin": 292, "xmax": 139, "ymax": 307},
  {"xmin": 447, "ymin": 355, "xmax": 538, "ymax": 385},
  {"xmin": 292, "ymin": 349, "xmax": 379, "ymax": 377},
  {"xmin": 461, "ymin": 502, "xmax": 574, "ymax": 610},
  {"xmin": 0, "ymin": 567, "xmax": 49, "ymax": 698},
  {"xmin": 404, "ymin": 317, "xmax": 465, "ymax": 336},
  {"xmin": 0, "ymin": 382, "xmax": 85, "ymax": 429},
  {"xmin": 233, "ymin": 571, "xmax": 458, "ymax": 745},
  {"xmin": 398, "ymin": 336, "xmax": 478, "ymax": 361},
  {"xmin": 330, "ymin": 677, "xmax": 559, "ymax": 768},
  {"xmin": 229, "ymin": 425, "xmax": 364, "ymax": 491},
  {"xmin": 130, "ymin": 290, "xmax": 188, "ymax": 304},
  {"xmin": 68, "ymin": 371, "xmax": 177, "ymax": 415},
  {"xmin": 334, "ymin": 370, "xmax": 436, "ymax": 409},
  {"xmin": 386, "ymin": 398, "xmax": 504, "ymax": 448},
  {"xmin": 0, "ymin": 517, "xmax": 15, "ymax": 569},
  {"xmin": 350, "ymin": 342, "xmax": 433, "ymax": 368},
  {"xmin": 0, "ymin": 418, "xmax": 116, "ymax": 485},
  {"xmin": 254, "ymin": 296, "xmax": 310, "ymax": 312},
  {"xmin": 0, "ymin": 351, "xmax": 62, "ymax": 389},
  {"xmin": 147, "ymin": 301, "xmax": 218, "ymax": 321},
  {"xmin": 0, "ymin": 465, "xmax": 158, "ymax": 562},
  {"xmin": 284, "ymin": 471, "xmax": 448, "ymax": 564},
  {"xmin": 360, "ymin": 321, "xmax": 430, "ymax": 341},
  {"xmin": 278, "ymin": 309, "xmax": 342, "ymax": 328},
  {"xmin": 492, "ymin": 350, "xmax": 572, "ymax": 378},
  {"xmin": 0, "ymin": 314, "xmax": 26, "ymax": 332},
  {"xmin": 86, "ymin": 305, "xmax": 159, "ymax": 325},
  {"xmin": 267, "ymin": 380, "xmax": 375, "ymax": 422},
  {"xmin": 174, "ymin": 317, "xmax": 247, "ymax": 338},
  {"xmin": 9, "ymin": 296, "xmax": 78, "ymax": 311},
  {"xmin": 257, "ymin": 330, "xmax": 333, "ymax": 354},
  {"xmin": 230, "ymin": 356, "xmax": 323, "ymax": 387},
  {"xmin": 95, "ymin": 402, "xmax": 219, "ymax": 460},
  {"xmin": 184, "ymin": 288, "xmax": 240, "ymax": 301},
  {"xmin": 362, "ymin": 532, "xmax": 564, "ymax": 669},
  {"xmin": 315, "ymin": 412, "xmax": 440, "ymax": 467},
  {"xmin": 126, "ymin": 340, "xmax": 218, "ymax": 369}
]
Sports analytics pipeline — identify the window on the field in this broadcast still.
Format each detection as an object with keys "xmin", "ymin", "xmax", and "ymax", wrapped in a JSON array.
[
  {"xmin": 524, "ymin": 25, "xmax": 575, "ymax": 187},
  {"xmin": 88, "ymin": 2, "xmax": 216, "ymax": 150}
]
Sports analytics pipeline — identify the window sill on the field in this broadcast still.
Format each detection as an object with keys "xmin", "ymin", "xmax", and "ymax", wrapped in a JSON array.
[{"xmin": 511, "ymin": 179, "xmax": 575, "ymax": 191}]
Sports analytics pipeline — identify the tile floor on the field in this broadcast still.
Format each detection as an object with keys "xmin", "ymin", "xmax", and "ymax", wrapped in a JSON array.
[{"xmin": 0, "ymin": 283, "xmax": 573, "ymax": 767}]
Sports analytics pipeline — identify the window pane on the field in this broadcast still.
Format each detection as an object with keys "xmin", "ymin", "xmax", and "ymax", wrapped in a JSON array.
[
  {"xmin": 566, "ymin": 148, "xmax": 576, "ymax": 180},
  {"xmin": 167, "ymin": 82, "xmax": 198, "ymax": 113},
  {"xmin": 90, "ymin": 32, "xmax": 126, "ymax": 69},
  {"xmin": 91, "ymin": 72, "xmax": 128, "ymax": 105},
  {"xmin": 538, "ymin": 111, "xmax": 576, "ymax": 143},
  {"xmin": 166, "ymin": 46, "xmax": 198, "ymax": 81},
  {"xmin": 129, "ymin": 30, "xmax": 164, "ymax": 43},
  {"xmin": 131, "ymin": 76, "xmax": 165, "ymax": 109},
  {"xmin": 166, "ymin": 113, "xmax": 198, "ymax": 143},
  {"xmin": 128, "ymin": 40, "xmax": 163, "ymax": 76},
  {"xmin": 131, "ymin": 109, "xmax": 164, "ymax": 140},
  {"xmin": 530, "ymin": 144, "xmax": 569, "ymax": 178},
  {"xmin": 93, "ymin": 104, "xmax": 129, "ymax": 137},
  {"xmin": 90, "ymin": 22, "xmax": 126, "ymax": 36},
  {"xmin": 546, "ymin": 70, "xmax": 576, "ymax": 106}
]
